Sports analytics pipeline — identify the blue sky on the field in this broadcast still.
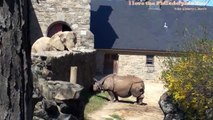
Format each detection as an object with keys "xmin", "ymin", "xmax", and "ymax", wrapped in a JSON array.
[{"xmin": 187, "ymin": 0, "xmax": 213, "ymax": 6}]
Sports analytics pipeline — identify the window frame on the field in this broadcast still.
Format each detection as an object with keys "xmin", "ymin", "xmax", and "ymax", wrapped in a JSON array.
[{"xmin": 146, "ymin": 55, "xmax": 154, "ymax": 66}]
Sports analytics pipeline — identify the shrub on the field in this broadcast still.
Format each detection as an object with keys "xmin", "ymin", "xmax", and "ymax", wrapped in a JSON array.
[{"xmin": 161, "ymin": 39, "xmax": 213, "ymax": 119}]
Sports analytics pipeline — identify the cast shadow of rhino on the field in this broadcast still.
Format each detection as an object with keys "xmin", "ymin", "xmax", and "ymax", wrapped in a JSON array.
[{"xmin": 96, "ymin": 94, "xmax": 148, "ymax": 105}]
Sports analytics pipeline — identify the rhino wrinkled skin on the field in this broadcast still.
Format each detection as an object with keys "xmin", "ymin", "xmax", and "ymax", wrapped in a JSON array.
[{"xmin": 93, "ymin": 74, "xmax": 145, "ymax": 105}]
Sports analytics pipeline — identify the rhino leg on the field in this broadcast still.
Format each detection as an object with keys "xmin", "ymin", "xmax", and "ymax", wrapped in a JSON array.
[
  {"xmin": 107, "ymin": 91, "xmax": 118, "ymax": 102},
  {"xmin": 136, "ymin": 94, "xmax": 144, "ymax": 105},
  {"xmin": 114, "ymin": 94, "xmax": 119, "ymax": 102}
]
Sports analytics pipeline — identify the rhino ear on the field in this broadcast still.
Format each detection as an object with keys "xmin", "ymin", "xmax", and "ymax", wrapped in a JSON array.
[{"xmin": 93, "ymin": 78, "xmax": 98, "ymax": 82}]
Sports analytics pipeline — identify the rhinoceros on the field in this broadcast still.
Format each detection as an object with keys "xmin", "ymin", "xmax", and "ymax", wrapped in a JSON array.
[{"xmin": 93, "ymin": 74, "xmax": 145, "ymax": 105}]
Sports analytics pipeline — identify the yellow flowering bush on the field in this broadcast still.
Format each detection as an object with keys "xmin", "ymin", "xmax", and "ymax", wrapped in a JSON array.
[{"xmin": 161, "ymin": 39, "xmax": 213, "ymax": 119}]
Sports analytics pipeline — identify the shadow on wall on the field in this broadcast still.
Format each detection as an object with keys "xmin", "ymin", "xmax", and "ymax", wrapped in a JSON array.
[
  {"xmin": 29, "ymin": 1, "xmax": 43, "ymax": 45},
  {"xmin": 90, "ymin": 5, "xmax": 118, "ymax": 49},
  {"xmin": 50, "ymin": 53, "xmax": 96, "ymax": 89}
]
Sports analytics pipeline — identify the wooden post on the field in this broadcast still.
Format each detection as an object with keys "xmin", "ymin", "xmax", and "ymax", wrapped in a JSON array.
[
  {"xmin": 113, "ymin": 60, "xmax": 118, "ymax": 74},
  {"xmin": 70, "ymin": 66, "xmax": 78, "ymax": 84}
]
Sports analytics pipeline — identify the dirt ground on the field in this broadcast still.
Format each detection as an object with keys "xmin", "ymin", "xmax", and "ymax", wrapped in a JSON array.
[{"xmin": 88, "ymin": 80, "xmax": 167, "ymax": 120}]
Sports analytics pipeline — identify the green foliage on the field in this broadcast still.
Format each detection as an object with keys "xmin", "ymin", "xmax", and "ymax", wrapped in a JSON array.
[
  {"xmin": 161, "ymin": 39, "xmax": 213, "ymax": 119},
  {"xmin": 105, "ymin": 118, "xmax": 114, "ymax": 120},
  {"xmin": 84, "ymin": 92, "xmax": 109, "ymax": 119},
  {"xmin": 109, "ymin": 114, "xmax": 124, "ymax": 120},
  {"xmin": 105, "ymin": 114, "xmax": 125, "ymax": 120}
]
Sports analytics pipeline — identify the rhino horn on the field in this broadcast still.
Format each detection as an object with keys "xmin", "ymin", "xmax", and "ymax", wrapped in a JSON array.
[{"xmin": 93, "ymin": 78, "xmax": 98, "ymax": 82}]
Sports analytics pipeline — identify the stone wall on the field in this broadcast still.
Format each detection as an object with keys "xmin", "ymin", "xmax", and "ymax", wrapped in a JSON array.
[
  {"xmin": 32, "ymin": 50, "xmax": 96, "ymax": 89},
  {"xmin": 96, "ymin": 51, "xmax": 170, "ymax": 81},
  {"xmin": 31, "ymin": 51, "xmax": 91, "ymax": 119},
  {"xmin": 117, "ymin": 54, "xmax": 167, "ymax": 80},
  {"xmin": 29, "ymin": 0, "xmax": 93, "ymax": 49}
]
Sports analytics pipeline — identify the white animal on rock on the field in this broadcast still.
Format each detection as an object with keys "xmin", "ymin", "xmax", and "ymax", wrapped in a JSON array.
[{"xmin": 31, "ymin": 31, "xmax": 77, "ymax": 53}]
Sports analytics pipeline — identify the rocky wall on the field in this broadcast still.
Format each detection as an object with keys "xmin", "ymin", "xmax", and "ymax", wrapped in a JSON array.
[
  {"xmin": 33, "ymin": 79, "xmax": 84, "ymax": 120},
  {"xmin": 32, "ymin": 50, "xmax": 96, "ymax": 88},
  {"xmin": 31, "ymin": 50, "xmax": 96, "ymax": 119},
  {"xmin": 0, "ymin": 0, "xmax": 33, "ymax": 119}
]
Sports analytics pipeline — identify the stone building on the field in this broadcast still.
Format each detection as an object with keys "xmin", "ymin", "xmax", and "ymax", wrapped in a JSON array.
[
  {"xmin": 30, "ymin": 0, "xmax": 93, "ymax": 49},
  {"xmin": 91, "ymin": 0, "xmax": 213, "ymax": 80},
  {"xmin": 30, "ymin": 0, "xmax": 95, "ymax": 88}
]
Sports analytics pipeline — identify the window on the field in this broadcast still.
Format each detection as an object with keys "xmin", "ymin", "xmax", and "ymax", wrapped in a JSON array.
[{"xmin": 146, "ymin": 55, "xmax": 154, "ymax": 65}]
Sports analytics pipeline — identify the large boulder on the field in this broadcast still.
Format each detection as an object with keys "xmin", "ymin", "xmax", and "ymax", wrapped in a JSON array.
[
  {"xmin": 159, "ymin": 92, "xmax": 184, "ymax": 120},
  {"xmin": 35, "ymin": 79, "xmax": 83, "ymax": 100},
  {"xmin": 31, "ymin": 55, "xmax": 52, "ymax": 80},
  {"xmin": 33, "ymin": 100, "xmax": 78, "ymax": 120},
  {"xmin": 32, "ymin": 78, "xmax": 84, "ymax": 120},
  {"xmin": 49, "ymin": 80, "xmax": 83, "ymax": 100}
]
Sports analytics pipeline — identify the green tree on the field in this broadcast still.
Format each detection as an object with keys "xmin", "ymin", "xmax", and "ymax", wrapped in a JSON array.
[{"xmin": 161, "ymin": 39, "xmax": 213, "ymax": 119}]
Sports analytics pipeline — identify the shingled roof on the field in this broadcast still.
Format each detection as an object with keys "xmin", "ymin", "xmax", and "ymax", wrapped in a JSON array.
[{"xmin": 91, "ymin": 0, "xmax": 213, "ymax": 52}]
